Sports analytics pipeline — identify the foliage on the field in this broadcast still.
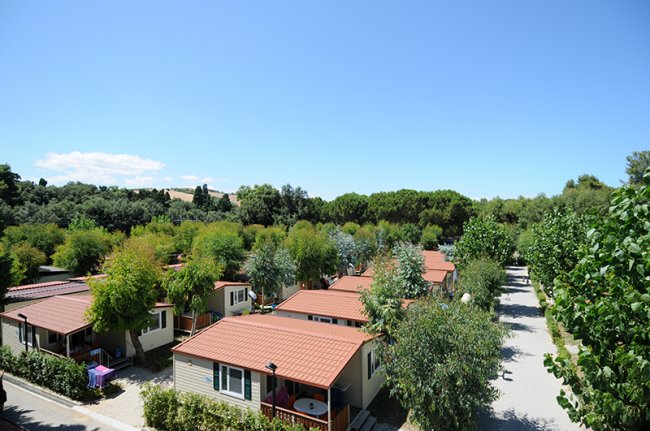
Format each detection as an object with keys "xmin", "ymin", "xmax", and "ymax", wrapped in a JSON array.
[
  {"xmin": 353, "ymin": 226, "xmax": 376, "ymax": 264},
  {"xmin": 140, "ymin": 383, "xmax": 314, "ymax": 431},
  {"xmin": 327, "ymin": 193, "xmax": 369, "ymax": 225},
  {"xmin": 398, "ymin": 223, "xmax": 421, "ymax": 244},
  {"xmin": 87, "ymin": 240, "xmax": 162, "ymax": 364},
  {"xmin": 129, "ymin": 232, "xmax": 177, "ymax": 264},
  {"xmin": 245, "ymin": 242, "xmax": 295, "ymax": 303},
  {"xmin": 52, "ymin": 227, "xmax": 117, "ymax": 276},
  {"xmin": 454, "ymin": 259, "xmax": 506, "ymax": 311},
  {"xmin": 455, "ymin": 216, "xmax": 514, "ymax": 267},
  {"xmin": 237, "ymin": 184, "xmax": 282, "ymax": 226},
  {"xmin": 0, "ymin": 163, "xmax": 22, "ymax": 206},
  {"xmin": 383, "ymin": 301, "xmax": 506, "ymax": 431},
  {"xmin": 192, "ymin": 224, "xmax": 245, "ymax": 280},
  {"xmin": 559, "ymin": 174, "xmax": 612, "ymax": 216},
  {"xmin": 394, "ymin": 242, "xmax": 429, "ymax": 299},
  {"xmin": 0, "ymin": 245, "xmax": 12, "ymax": 295},
  {"xmin": 164, "ymin": 255, "xmax": 222, "ymax": 335},
  {"xmin": 0, "ymin": 346, "xmax": 91, "ymax": 400},
  {"xmin": 330, "ymin": 228, "xmax": 358, "ymax": 274},
  {"xmin": 420, "ymin": 224, "xmax": 443, "ymax": 250},
  {"xmin": 360, "ymin": 255, "xmax": 406, "ymax": 337},
  {"xmin": 546, "ymin": 172, "xmax": 650, "ymax": 431},
  {"xmin": 9, "ymin": 242, "xmax": 47, "ymax": 284},
  {"xmin": 626, "ymin": 151, "xmax": 650, "ymax": 185},
  {"xmin": 418, "ymin": 189, "xmax": 475, "ymax": 237},
  {"xmin": 438, "ymin": 243, "xmax": 455, "ymax": 261},
  {"xmin": 1, "ymin": 223, "xmax": 65, "ymax": 259},
  {"xmin": 525, "ymin": 209, "xmax": 588, "ymax": 294},
  {"xmin": 285, "ymin": 222, "xmax": 338, "ymax": 283},
  {"xmin": 253, "ymin": 225, "xmax": 287, "ymax": 250}
]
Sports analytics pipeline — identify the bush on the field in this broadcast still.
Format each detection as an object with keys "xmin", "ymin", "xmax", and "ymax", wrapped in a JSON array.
[
  {"xmin": 455, "ymin": 258, "xmax": 506, "ymax": 310},
  {"xmin": 0, "ymin": 347, "xmax": 91, "ymax": 400},
  {"xmin": 140, "ymin": 384, "xmax": 316, "ymax": 431},
  {"xmin": 455, "ymin": 216, "xmax": 514, "ymax": 267}
]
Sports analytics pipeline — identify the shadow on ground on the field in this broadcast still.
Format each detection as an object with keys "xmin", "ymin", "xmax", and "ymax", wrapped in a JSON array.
[
  {"xmin": 478, "ymin": 408, "xmax": 564, "ymax": 431},
  {"xmin": 502, "ymin": 346, "xmax": 531, "ymax": 363},
  {"xmin": 497, "ymin": 303, "xmax": 542, "ymax": 318},
  {"xmin": 2, "ymin": 406, "xmax": 99, "ymax": 431},
  {"xmin": 506, "ymin": 321, "xmax": 534, "ymax": 333}
]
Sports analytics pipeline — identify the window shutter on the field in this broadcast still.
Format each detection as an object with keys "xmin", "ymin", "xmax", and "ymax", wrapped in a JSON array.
[
  {"xmin": 367, "ymin": 352, "xmax": 372, "ymax": 380},
  {"xmin": 332, "ymin": 319, "xmax": 338, "ymax": 325},
  {"xmin": 307, "ymin": 315, "xmax": 313, "ymax": 321},
  {"xmin": 213, "ymin": 362, "xmax": 220, "ymax": 391},
  {"xmin": 18, "ymin": 323, "xmax": 23, "ymax": 343},
  {"xmin": 161, "ymin": 310, "xmax": 167, "ymax": 329},
  {"xmin": 230, "ymin": 291, "xmax": 234, "ymax": 306},
  {"xmin": 244, "ymin": 370, "xmax": 252, "ymax": 400}
]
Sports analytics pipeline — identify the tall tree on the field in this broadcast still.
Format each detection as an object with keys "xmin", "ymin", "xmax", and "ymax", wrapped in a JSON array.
[
  {"xmin": 625, "ymin": 150, "xmax": 650, "ymax": 185},
  {"xmin": 237, "ymin": 184, "xmax": 281, "ymax": 226},
  {"xmin": 455, "ymin": 216, "xmax": 514, "ymax": 267},
  {"xmin": 394, "ymin": 242, "xmax": 429, "ymax": 299},
  {"xmin": 0, "ymin": 164, "xmax": 22, "ymax": 206},
  {"xmin": 192, "ymin": 224, "xmax": 245, "ymax": 280},
  {"xmin": 245, "ymin": 243, "xmax": 295, "ymax": 305},
  {"xmin": 285, "ymin": 222, "xmax": 338, "ymax": 285},
  {"xmin": 87, "ymin": 241, "xmax": 162, "ymax": 365},
  {"xmin": 164, "ymin": 256, "xmax": 222, "ymax": 336},
  {"xmin": 52, "ymin": 228, "xmax": 117, "ymax": 276}
]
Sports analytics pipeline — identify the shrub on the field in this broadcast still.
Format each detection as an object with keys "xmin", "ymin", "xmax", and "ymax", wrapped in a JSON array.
[
  {"xmin": 455, "ymin": 216, "xmax": 514, "ymax": 267},
  {"xmin": 0, "ymin": 348, "xmax": 91, "ymax": 400},
  {"xmin": 141, "ymin": 383, "xmax": 317, "ymax": 431},
  {"xmin": 455, "ymin": 258, "xmax": 506, "ymax": 310}
]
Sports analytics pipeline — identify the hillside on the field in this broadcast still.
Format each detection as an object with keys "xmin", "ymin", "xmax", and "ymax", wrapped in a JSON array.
[{"xmin": 165, "ymin": 188, "xmax": 240, "ymax": 206}]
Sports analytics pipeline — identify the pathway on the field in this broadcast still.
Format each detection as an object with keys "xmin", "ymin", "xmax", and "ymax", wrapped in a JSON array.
[{"xmin": 479, "ymin": 266, "xmax": 582, "ymax": 431}]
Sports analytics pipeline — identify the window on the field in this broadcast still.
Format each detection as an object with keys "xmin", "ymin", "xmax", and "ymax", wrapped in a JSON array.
[
  {"xmin": 220, "ymin": 364, "xmax": 244, "ymax": 398},
  {"xmin": 367, "ymin": 350, "xmax": 381, "ymax": 379},
  {"xmin": 230, "ymin": 287, "xmax": 248, "ymax": 306},
  {"xmin": 48, "ymin": 331, "xmax": 59, "ymax": 345},
  {"xmin": 308, "ymin": 315, "xmax": 338, "ymax": 324},
  {"xmin": 266, "ymin": 374, "xmax": 278, "ymax": 395},
  {"xmin": 19, "ymin": 322, "xmax": 36, "ymax": 346},
  {"xmin": 142, "ymin": 310, "xmax": 166, "ymax": 335}
]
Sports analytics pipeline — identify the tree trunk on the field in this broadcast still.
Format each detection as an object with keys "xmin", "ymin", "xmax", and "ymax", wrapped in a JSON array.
[
  {"xmin": 190, "ymin": 310, "xmax": 197, "ymax": 337},
  {"xmin": 129, "ymin": 330, "xmax": 146, "ymax": 365}
]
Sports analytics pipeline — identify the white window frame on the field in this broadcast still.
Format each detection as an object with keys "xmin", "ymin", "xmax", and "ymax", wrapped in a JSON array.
[
  {"xmin": 18, "ymin": 322, "xmax": 35, "ymax": 346},
  {"xmin": 232, "ymin": 288, "xmax": 247, "ymax": 305},
  {"xmin": 142, "ymin": 311, "xmax": 162, "ymax": 335},
  {"xmin": 312, "ymin": 315, "xmax": 333, "ymax": 324},
  {"xmin": 220, "ymin": 364, "xmax": 245, "ymax": 399},
  {"xmin": 370, "ymin": 349, "xmax": 381, "ymax": 377}
]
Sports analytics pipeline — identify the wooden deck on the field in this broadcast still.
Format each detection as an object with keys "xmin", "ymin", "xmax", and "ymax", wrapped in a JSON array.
[{"xmin": 261, "ymin": 402, "xmax": 349, "ymax": 431}]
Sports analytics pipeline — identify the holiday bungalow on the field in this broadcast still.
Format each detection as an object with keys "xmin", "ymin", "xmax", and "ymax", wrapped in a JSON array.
[
  {"xmin": 172, "ymin": 314, "xmax": 385, "ymax": 431},
  {"xmin": 274, "ymin": 289, "xmax": 367, "ymax": 327},
  {"xmin": 0, "ymin": 295, "xmax": 173, "ymax": 366},
  {"xmin": 327, "ymin": 276, "xmax": 373, "ymax": 294}
]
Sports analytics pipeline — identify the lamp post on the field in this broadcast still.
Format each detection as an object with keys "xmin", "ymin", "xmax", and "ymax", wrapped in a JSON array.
[
  {"xmin": 265, "ymin": 361, "xmax": 278, "ymax": 418},
  {"xmin": 17, "ymin": 313, "xmax": 28, "ymax": 353}
]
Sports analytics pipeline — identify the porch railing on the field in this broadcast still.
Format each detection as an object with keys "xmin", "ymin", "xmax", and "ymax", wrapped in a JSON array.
[{"xmin": 261, "ymin": 402, "xmax": 349, "ymax": 431}]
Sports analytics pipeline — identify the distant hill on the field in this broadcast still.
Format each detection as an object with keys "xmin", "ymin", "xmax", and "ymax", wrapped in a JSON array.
[{"xmin": 165, "ymin": 188, "xmax": 240, "ymax": 206}]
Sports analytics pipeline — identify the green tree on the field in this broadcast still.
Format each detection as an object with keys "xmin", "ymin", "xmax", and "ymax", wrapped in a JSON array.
[
  {"xmin": 1, "ymin": 223, "xmax": 65, "ymax": 260},
  {"xmin": 360, "ymin": 255, "xmax": 405, "ymax": 337},
  {"xmin": 418, "ymin": 190, "xmax": 474, "ymax": 237},
  {"xmin": 285, "ymin": 222, "xmax": 338, "ymax": 284},
  {"xmin": 526, "ymin": 209, "xmax": 588, "ymax": 294},
  {"xmin": 10, "ymin": 243, "xmax": 47, "ymax": 285},
  {"xmin": 0, "ymin": 245, "xmax": 13, "ymax": 296},
  {"xmin": 420, "ymin": 224, "xmax": 443, "ymax": 250},
  {"xmin": 164, "ymin": 256, "xmax": 222, "ymax": 336},
  {"xmin": 87, "ymin": 241, "xmax": 162, "ymax": 365},
  {"xmin": 52, "ymin": 228, "xmax": 116, "ymax": 276},
  {"xmin": 245, "ymin": 243, "xmax": 295, "ymax": 305},
  {"xmin": 216, "ymin": 193, "xmax": 233, "ymax": 213},
  {"xmin": 326, "ymin": 193, "xmax": 369, "ymax": 225},
  {"xmin": 192, "ymin": 224, "xmax": 245, "ymax": 280},
  {"xmin": 455, "ymin": 216, "xmax": 513, "ymax": 267},
  {"xmin": 454, "ymin": 258, "xmax": 506, "ymax": 310},
  {"xmin": 237, "ymin": 184, "xmax": 281, "ymax": 226},
  {"xmin": 0, "ymin": 163, "xmax": 22, "ymax": 206},
  {"xmin": 546, "ymin": 172, "xmax": 650, "ymax": 431},
  {"xmin": 384, "ymin": 301, "xmax": 506, "ymax": 431},
  {"xmin": 625, "ymin": 150, "xmax": 650, "ymax": 185},
  {"xmin": 394, "ymin": 242, "xmax": 428, "ymax": 299},
  {"xmin": 397, "ymin": 223, "xmax": 421, "ymax": 244}
]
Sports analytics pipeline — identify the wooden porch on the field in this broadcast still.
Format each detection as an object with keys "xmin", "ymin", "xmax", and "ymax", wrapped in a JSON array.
[
  {"xmin": 173, "ymin": 313, "xmax": 212, "ymax": 332},
  {"xmin": 261, "ymin": 402, "xmax": 350, "ymax": 431}
]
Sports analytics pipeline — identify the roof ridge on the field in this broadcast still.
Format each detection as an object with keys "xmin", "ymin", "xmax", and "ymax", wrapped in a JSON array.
[{"xmin": 223, "ymin": 315, "xmax": 369, "ymax": 345}]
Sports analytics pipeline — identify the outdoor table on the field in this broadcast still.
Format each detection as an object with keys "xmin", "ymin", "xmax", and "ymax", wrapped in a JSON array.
[
  {"xmin": 88, "ymin": 365, "xmax": 116, "ymax": 389},
  {"xmin": 293, "ymin": 398, "xmax": 328, "ymax": 417}
]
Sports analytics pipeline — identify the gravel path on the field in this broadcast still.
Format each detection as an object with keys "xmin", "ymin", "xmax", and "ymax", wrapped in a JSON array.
[{"xmin": 480, "ymin": 266, "xmax": 582, "ymax": 431}]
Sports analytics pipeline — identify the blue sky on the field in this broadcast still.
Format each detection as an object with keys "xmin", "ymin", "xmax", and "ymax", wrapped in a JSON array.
[{"xmin": 1, "ymin": 1, "xmax": 648, "ymax": 200}]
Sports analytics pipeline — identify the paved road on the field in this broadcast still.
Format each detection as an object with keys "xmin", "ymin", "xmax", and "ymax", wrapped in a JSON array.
[
  {"xmin": 2, "ymin": 381, "xmax": 136, "ymax": 431},
  {"xmin": 480, "ymin": 266, "xmax": 582, "ymax": 431}
]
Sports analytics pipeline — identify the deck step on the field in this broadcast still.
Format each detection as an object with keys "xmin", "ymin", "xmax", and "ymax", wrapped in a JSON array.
[
  {"xmin": 359, "ymin": 416, "xmax": 377, "ymax": 431},
  {"xmin": 108, "ymin": 356, "xmax": 133, "ymax": 371},
  {"xmin": 350, "ymin": 410, "xmax": 370, "ymax": 430}
]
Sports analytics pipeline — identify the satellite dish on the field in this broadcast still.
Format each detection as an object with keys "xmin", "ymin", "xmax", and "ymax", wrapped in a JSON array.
[
  {"xmin": 461, "ymin": 293, "xmax": 472, "ymax": 303},
  {"xmin": 248, "ymin": 291, "xmax": 258, "ymax": 301}
]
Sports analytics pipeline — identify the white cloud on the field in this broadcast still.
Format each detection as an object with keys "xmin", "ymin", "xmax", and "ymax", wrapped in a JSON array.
[
  {"xmin": 181, "ymin": 175, "xmax": 199, "ymax": 182},
  {"xmin": 163, "ymin": 176, "xmax": 173, "ymax": 182},
  {"xmin": 35, "ymin": 151, "xmax": 165, "ymax": 186}
]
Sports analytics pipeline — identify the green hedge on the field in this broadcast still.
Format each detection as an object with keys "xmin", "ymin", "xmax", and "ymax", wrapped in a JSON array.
[
  {"xmin": 455, "ymin": 258, "xmax": 506, "ymax": 310},
  {"xmin": 0, "ymin": 346, "xmax": 91, "ymax": 400},
  {"xmin": 141, "ymin": 383, "xmax": 317, "ymax": 431}
]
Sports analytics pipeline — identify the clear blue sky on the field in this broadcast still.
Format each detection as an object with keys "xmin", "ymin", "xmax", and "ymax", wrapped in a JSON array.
[{"xmin": 1, "ymin": 1, "xmax": 648, "ymax": 200}]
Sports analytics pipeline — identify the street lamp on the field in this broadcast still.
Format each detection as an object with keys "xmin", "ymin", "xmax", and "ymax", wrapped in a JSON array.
[
  {"xmin": 17, "ymin": 313, "xmax": 28, "ymax": 353},
  {"xmin": 265, "ymin": 361, "xmax": 278, "ymax": 418}
]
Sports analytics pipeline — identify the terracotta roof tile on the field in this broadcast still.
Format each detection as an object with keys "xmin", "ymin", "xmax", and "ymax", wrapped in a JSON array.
[
  {"xmin": 172, "ymin": 314, "xmax": 372, "ymax": 389},
  {"xmin": 424, "ymin": 260, "xmax": 455, "ymax": 272},
  {"xmin": 275, "ymin": 289, "xmax": 367, "ymax": 322},
  {"xmin": 1, "ymin": 295, "xmax": 93, "ymax": 335},
  {"xmin": 328, "ymin": 276, "xmax": 373, "ymax": 293},
  {"xmin": 423, "ymin": 270, "xmax": 448, "ymax": 284},
  {"xmin": 7, "ymin": 280, "xmax": 71, "ymax": 292},
  {"xmin": 214, "ymin": 281, "xmax": 251, "ymax": 291}
]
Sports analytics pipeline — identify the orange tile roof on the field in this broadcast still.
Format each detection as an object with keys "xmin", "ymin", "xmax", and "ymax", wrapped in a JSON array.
[
  {"xmin": 328, "ymin": 276, "xmax": 373, "ymax": 293},
  {"xmin": 275, "ymin": 289, "xmax": 367, "ymax": 322},
  {"xmin": 422, "ymin": 250, "xmax": 446, "ymax": 262},
  {"xmin": 424, "ymin": 260, "xmax": 455, "ymax": 272},
  {"xmin": 7, "ymin": 280, "xmax": 71, "ymax": 292},
  {"xmin": 1, "ymin": 295, "xmax": 93, "ymax": 335},
  {"xmin": 423, "ymin": 270, "xmax": 448, "ymax": 284},
  {"xmin": 214, "ymin": 281, "xmax": 251, "ymax": 291},
  {"xmin": 172, "ymin": 314, "xmax": 372, "ymax": 389},
  {"xmin": 0, "ymin": 295, "xmax": 172, "ymax": 335}
]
